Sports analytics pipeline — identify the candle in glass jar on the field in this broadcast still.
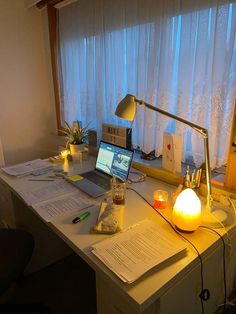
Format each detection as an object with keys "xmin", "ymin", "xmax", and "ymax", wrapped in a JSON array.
[{"xmin": 153, "ymin": 190, "xmax": 168, "ymax": 209}]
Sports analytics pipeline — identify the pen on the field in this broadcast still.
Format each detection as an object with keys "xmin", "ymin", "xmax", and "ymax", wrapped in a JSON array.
[
  {"xmin": 195, "ymin": 169, "xmax": 199, "ymax": 187},
  {"xmin": 185, "ymin": 165, "xmax": 190, "ymax": 187},
  {"xmin": 191, "ymin": 169, "xmax": 196, "ymax": 188},
  {"xmin": 72, "ymin": 211, "xmax": 90, "ymax": 224},
  {"xmin": 28, "ymin": 179, "xmax": 55, "ymax": 182},
  {"xmin": 197, "ymin": 168, "xmax": 202, "ymax": 187}
]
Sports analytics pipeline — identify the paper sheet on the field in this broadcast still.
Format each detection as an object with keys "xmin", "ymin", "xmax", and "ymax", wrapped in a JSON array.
[
  {"xmin": 1, "ymin": 159, "xmax": 52, "ymax": 177},
  {"xmin": 32, "ymin": 192, "xmax": 96, "ymax": 222},
  {"xmin": 92, "ymin": 219, "xmax": 187, "ymax": 283},
  {"xmin": 19, "ymin": 180, "xmax": 78, "ymax": 206}
]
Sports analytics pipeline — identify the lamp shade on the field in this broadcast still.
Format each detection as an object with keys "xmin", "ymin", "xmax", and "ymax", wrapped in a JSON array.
[
  {"xmin": 172, "ymin": 188, "xmax": 201, "ymax": 232},
  {"xmin": 115, "ymin": 94, "xmax": 137, "ymax": 121}
]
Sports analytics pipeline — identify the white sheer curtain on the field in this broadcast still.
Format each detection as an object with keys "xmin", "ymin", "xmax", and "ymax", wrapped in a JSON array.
[{"xmin": 58, "ymin": 0, "xmax": 236, "ymax": 168}]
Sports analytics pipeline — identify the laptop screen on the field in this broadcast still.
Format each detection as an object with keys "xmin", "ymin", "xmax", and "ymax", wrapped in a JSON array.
[{"xmin": 95, "ymin": 141, "xmax": 133, "ymax": 181}]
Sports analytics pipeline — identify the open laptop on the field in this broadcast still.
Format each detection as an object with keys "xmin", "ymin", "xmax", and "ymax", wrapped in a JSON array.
[{"xmin": 67, "ymin": 141, "xmax": 134, "ymax": 198}]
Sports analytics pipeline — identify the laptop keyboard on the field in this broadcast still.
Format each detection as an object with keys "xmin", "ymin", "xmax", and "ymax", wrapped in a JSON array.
[{"xmin": 82, "ymin": 171, "xmax": 111, "ymax": 189}]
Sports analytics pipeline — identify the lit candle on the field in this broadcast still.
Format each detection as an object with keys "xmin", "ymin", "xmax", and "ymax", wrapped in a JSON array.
[
  {"xmin": 60, "ymin": 149, "xmax": 70, "ymax": 159},
  {"xmin": 153, "ymin": 190, "xmax": 168, "ymax": 209},
  {"xmin": 172, "ymin": 188, "xmax": 201, "ymax": 232},
  {"xmin": 63, "ymin": 158, "xmax": 69, "ymax": 174}
]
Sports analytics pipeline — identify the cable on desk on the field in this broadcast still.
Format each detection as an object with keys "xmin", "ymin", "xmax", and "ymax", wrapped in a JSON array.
[
  {"xmin": 127, "ymin": 187, "xmax": 209, "ymax": 314},
  {"xmin": 200, "ymin": 226, "xmax": 227, "ymax": 311}
]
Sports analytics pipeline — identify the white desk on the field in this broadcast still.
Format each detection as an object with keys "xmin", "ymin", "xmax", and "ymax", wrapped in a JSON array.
[{"xmin": 1, "ymin": 157, "xmax": 236, "ymax": 314}]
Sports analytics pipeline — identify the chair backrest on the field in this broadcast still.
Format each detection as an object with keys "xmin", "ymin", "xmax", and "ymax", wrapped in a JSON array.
[
  {"xmin": 0, "ymin": 229, "xmax": 34, "ymax": 296},
  {"xmin": 0, "ymin": 137, "xmax": 5, "ymax": 167}
]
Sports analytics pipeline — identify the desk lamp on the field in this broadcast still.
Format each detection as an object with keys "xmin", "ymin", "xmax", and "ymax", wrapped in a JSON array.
[{"xmin": 115, "ymin": 94, "xmax": 228, "ymax": 227}]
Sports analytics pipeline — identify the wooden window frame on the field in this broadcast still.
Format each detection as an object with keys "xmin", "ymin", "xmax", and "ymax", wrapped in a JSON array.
[
  {"xmin": 225, "ymin": 103, "xmax": 236, "ymax": 190},
  {"xmin": 47, "ymin": 4, "xmax": 63, "ymax": 131},
  {"xmin": 36, "ymin": 0, "xmax": 64, "ymax": 131}
]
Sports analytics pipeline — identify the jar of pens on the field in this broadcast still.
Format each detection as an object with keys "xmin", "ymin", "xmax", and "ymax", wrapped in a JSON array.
[
  {"xmin": 184, "ymin": 165, "xmax": 202, "ymax": 190},
  {"xmin": 171, "ymin": 165, "xmax": 203, "ymax": 205}
]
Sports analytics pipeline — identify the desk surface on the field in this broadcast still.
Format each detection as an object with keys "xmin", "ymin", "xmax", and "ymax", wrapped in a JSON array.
[{"xmin": 1, "ymin": 157, "xmax": 235, "ymax": 313}]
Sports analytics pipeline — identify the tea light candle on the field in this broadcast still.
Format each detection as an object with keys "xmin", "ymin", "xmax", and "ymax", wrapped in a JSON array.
[{"xmin": 153, "ymin": 190, "xmax": 168, "ymax": 209}]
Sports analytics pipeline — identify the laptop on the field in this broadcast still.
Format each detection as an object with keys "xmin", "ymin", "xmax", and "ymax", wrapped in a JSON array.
[{"xmin": 67, "ymin": 141, "xmax": 134, "ymax": 198}]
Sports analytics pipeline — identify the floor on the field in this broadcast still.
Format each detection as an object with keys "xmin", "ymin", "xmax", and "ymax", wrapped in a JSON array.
[{"xmin": 1, "ymin": 253, "xmax": 97, "ymax": 314}]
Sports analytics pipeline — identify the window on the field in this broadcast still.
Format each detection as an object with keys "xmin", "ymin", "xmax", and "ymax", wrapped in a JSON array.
[{"xmin": 50, "ymin": 0, "xmax": 236, "ymax": 170}]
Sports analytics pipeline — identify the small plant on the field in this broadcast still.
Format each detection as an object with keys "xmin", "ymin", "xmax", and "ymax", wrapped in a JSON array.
[{"xmin": 62, "ymin": 120, "xmax": 89, "ymax": 147}]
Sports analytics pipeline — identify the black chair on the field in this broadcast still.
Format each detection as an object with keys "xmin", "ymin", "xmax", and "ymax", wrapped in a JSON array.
[
  {"xmin": 0, "ymin": 228, "xmax": 34, "ymax": 297},
  {"xmin": 0, "ymin": 228, "xmax": 50, "ymax": 313}
]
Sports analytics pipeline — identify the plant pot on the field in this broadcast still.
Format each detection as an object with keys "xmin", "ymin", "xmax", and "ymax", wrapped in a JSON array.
[{"xmin": 69, "ymin": 143, "xmax": 85, "ymax": 158}]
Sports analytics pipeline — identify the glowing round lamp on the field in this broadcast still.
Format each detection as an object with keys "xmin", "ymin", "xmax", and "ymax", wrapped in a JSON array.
[{"xmin": 172, "ymin": 188, "xmax": 201, "ymax": 232}]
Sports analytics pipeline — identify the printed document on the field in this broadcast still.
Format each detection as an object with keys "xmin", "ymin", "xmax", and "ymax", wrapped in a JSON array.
[
  {"xmin": 19, "ymin": 180, "xmax": 79, "ymax": 206},
  {"xmin": 32, "ymin": 192, "xmax": 96, "ymax": 222},
  {"xmin": 1, "ymin": 159, "xmax": 52, "ymax": 177},
  {"xmin": 92, "ymin": 219, "xmax": 187, "ymax": 283}
]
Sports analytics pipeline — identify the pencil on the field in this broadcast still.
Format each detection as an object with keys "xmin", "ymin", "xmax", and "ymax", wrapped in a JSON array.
[{"xmin": 28, "ymin": 179, "xmax": 55, "ymax": 182}]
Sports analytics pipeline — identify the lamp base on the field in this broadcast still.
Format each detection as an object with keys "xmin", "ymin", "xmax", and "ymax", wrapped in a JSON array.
[
  {"xmin": 175, "ymin": 226, "xmax": 195, "ymax": 233},
  {"xmin": 201, "ymin": 202, "xmax": 234, "ymax": 228}
]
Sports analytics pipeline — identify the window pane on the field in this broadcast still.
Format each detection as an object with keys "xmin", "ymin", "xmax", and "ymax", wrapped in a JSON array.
[{"xmin": 58, "ymin": 0, "xmax": 236, "ymax": 168}]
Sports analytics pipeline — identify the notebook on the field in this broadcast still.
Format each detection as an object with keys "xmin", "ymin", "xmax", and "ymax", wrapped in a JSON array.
[{"xmin": 67, "ymin": 141, "xmax": 134, "ymax": 198}]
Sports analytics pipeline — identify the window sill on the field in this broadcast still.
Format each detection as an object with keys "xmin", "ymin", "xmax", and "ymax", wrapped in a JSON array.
[{"xmin": 132, "ymin": 157, "xmax": 236, "ymax": 202}]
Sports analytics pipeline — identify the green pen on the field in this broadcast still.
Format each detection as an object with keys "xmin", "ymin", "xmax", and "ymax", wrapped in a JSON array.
[{"xmin": 72, "ymin": 211, "xmax": 90, "ymax": 224}]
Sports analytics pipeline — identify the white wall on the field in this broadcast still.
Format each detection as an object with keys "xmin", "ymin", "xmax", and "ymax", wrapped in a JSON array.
[{"xmin": 0, "ymin": 0, "xmax": 59, "ymax": 165}]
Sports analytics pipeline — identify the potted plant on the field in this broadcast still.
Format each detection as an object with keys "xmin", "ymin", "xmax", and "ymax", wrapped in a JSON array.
[{"xmin": 62, "ymin": 120, "xmax": 89, "ymax": 156}]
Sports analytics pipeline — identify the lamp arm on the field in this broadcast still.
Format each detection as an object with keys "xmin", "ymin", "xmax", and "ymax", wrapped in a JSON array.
[
  {"xmin": 136, "ymin": 98, "xmax": 212, "ymax": 211},
  {"xmin": 137, "ymin": 99, "xmax": 207, "ymax": 135}
]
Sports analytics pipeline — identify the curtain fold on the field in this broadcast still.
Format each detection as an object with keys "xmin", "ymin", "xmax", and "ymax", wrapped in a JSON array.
[{"xmin": 58, "ymin": 0, "xmax": 236, "ymax": 168}]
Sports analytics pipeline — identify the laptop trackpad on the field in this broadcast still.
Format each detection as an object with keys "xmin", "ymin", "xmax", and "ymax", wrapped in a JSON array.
[{"xmin": 73, "ymin": 178, "xmax": 106, "ymax": 198}]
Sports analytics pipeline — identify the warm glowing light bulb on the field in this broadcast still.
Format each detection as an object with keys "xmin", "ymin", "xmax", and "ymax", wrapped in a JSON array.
[
  {"xmin": 172, "ymin": 188, "xmax": 201, "ymax": 232},
  {"xmin": 60, "ymin": 149, "xmax": 70, "ymax": 159}
]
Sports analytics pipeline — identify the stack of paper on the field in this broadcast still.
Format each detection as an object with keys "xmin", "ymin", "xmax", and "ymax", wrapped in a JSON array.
[
  {"xmin": 18, "ymin": 180, "xmax": 97, "ymax": 222},
  {"xmin": 32, "ymin": 192, "xmax": 96, "ymax": 222},
  {"xmin": 2, "ymin": 160, "xmax": 98, "ymax": 222},
  {"xmin": 1, "ymin": 159, "xmax": 53, "ymax": 177},
  {"xmin": 92, "ymin": 219, "xmax": 188, "ymax": 283},
  {"xmin": 19, "ymin": 180, "xmax": 78, "ymax": 206}
]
